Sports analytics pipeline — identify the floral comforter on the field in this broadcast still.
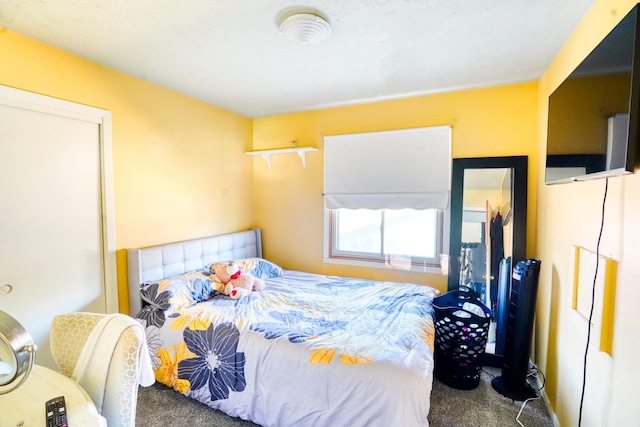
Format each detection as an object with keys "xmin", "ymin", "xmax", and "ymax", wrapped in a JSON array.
[{"xmin": 136, "ymin": 266, "xmax": 437, "ymax": 427}]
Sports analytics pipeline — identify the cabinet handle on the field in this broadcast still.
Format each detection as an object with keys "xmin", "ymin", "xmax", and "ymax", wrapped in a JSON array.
[{"xmin": 0, "ymin": 284, "xmax": 13, "ymax": 295}]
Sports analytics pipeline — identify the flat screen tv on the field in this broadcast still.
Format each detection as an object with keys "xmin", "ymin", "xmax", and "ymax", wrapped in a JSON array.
[{"xmin": 545, "ymin": 4, "xmax": 640, "ymax": 184}]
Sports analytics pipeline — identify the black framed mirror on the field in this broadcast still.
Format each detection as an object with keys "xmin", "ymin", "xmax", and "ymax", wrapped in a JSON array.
[{"xmin": 447, "ymin": 156, "xmax": 528, "ymax": 361}]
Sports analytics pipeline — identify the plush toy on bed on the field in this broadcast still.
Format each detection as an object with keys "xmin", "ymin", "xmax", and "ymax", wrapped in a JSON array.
[{"xmin": 212, "ymin": 261, "xmax": 265, "ymax": 299}]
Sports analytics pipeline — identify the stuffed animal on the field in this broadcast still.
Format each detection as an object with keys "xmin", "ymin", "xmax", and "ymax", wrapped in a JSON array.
[{"xmin": 212, "ymin": 261, "xmax": 265, "ymax": 299}]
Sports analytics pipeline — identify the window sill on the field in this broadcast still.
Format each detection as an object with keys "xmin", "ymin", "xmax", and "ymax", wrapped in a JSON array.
[{"xmin": 323, "ymin": 257, "xmax": 443, "ymax": 275}]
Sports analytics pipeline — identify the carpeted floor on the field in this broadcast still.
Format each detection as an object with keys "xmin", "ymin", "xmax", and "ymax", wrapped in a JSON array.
[
  {"xmin": 136, "ymin": 366, "xmax": 554, "ymax": 426},
  {"xmin": 428, "ymin": 367, "xmax": 554, "ymax": 427}
]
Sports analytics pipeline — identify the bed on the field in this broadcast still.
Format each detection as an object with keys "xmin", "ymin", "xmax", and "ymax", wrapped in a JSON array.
[{"xmin": 128, "ymin": 228, "xmax": 438, "ymax": 427}]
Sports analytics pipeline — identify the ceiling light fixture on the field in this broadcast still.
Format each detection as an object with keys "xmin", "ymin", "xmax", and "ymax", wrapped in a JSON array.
[{"xmin": 279, "ymin": 13, "xmax": 332, "ymax": 45}]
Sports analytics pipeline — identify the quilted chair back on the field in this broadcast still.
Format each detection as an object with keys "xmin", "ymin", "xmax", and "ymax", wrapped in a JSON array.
[{"xmin": 50, "ymin": 312, "xmax": 150, "ymax": 427}]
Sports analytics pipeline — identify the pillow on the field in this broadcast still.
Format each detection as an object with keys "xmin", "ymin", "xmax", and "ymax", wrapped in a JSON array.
[
  {"xmin": 207, "ymin": 258, "xmax": 284, "ymax": 280},
  {"xmin": 140, "ymin": 269, "xmax": 224, "ymax": 310}
]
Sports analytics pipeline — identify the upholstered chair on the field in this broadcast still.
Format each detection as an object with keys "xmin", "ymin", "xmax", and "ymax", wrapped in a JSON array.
[{"xmin": 50, "ymin": 312, "xmax": 154, "ymax": 427}]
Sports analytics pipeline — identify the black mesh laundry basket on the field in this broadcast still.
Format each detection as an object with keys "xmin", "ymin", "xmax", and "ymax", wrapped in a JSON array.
[{"xmin": 433, "ymin": 288, "xmax": 492, "ymax": 390}]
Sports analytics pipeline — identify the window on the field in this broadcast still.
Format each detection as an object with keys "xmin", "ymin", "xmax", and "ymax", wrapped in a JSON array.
[
  {"xmin": 323, "ymin": 126, "xmax": 451, "ymax": 272},
  {"xmin": 329, "ymin": 208, "xmax": 443, "ymax": 268}
]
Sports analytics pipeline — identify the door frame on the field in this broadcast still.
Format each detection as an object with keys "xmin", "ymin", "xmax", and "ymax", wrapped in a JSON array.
[{"xmin": 0, "ymin": 85, "xmax": 118, "ymax": 313}]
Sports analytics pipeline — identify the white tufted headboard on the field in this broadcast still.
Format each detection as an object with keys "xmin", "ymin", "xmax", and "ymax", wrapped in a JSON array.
[{"xmin": 127, "ymin": 228, "xmax": 262, "ymax": 316}]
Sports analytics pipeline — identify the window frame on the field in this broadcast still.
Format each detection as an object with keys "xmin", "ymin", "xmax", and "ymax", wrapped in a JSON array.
[{"xmin": 323, "ymin": 207, "xmax": 449, "ymax": 274}]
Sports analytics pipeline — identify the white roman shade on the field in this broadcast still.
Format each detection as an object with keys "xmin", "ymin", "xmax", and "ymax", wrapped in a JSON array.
[{"xmin": 323, "ymin": 126, "xmax": 451, "ymax": 210}]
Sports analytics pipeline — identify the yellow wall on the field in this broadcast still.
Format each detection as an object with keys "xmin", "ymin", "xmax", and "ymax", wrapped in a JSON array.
[
  {"xmin": 537, "ymin": 1, "xmax": 640, "ymax": 425},
  {"xmin": 252, "ymin": 83, "xmax": 539, "ymax": 295},
  {"xmin": 0, "ymin": 30, "xmax": 254, "ymax": 313}
]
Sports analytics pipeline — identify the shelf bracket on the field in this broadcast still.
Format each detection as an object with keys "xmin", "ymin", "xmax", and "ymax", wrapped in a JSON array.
[{"xmin": 296, "ymin": 150, "xmax": 308, "ymax": 167}]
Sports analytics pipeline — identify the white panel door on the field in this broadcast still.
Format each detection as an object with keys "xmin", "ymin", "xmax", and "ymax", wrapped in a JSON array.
[{"xmin": 0, "ymin": 99, "xmax": 109, "ymax": 369}]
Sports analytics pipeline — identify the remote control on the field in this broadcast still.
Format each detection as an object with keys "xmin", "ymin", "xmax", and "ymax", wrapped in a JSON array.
[{"xmin": 45, "ymin": 396, "xmax": 68, "ymax": 427}]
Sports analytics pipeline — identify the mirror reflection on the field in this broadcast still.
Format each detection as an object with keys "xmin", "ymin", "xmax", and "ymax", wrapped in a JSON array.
[{"xmin": 459, "ymin": 168, "xmax": 512, "ymax": 353}]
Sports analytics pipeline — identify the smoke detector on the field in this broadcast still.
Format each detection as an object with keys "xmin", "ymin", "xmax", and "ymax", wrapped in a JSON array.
[{"xmin": 279, "ymin": 13, "xmax": 332, "ymax": 45}]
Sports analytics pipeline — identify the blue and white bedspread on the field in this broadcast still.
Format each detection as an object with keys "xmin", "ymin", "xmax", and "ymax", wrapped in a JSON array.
[{"xmin": 136, "ymin": 264, "xmax": 438, "ymax": 427}]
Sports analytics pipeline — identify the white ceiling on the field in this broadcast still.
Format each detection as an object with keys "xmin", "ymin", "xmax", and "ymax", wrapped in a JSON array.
[{"xmin": 0, "ymin": 0, "xmax": 594, "ymax": 118}]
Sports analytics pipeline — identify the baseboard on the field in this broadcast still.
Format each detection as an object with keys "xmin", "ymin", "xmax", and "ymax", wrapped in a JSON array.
[{"xmin": 536, "ymin": 373, "xmax": 560, "ymax": 427}]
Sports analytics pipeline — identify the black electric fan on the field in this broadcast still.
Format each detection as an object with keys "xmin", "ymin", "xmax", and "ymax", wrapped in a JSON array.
[{"xmin": 491, "ymin": 258, "xmax": 542, "ymax": 400}]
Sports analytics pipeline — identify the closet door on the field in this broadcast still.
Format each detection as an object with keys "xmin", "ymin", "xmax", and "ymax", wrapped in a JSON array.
[{"xmin": 0, "ymin": 88, "xmax": 116, "ymax": 369}]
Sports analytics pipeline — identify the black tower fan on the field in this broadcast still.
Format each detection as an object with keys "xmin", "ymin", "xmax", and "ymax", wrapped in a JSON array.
[{"xmin": 491, "ymin": 258, "xmax": 541, "ymax": 400}]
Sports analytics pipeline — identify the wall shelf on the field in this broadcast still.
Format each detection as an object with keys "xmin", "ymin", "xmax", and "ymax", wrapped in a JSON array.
[{"xmin": 245, "ymin": 146, "xmax": 318, "ymax": 168}]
